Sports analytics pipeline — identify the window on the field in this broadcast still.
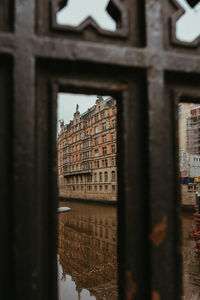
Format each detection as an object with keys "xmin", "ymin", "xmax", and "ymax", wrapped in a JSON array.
[
  {"xmin": 94, "ymin": 173, "xmax": 97, "ymax": 182},
  {"xmin": 99, "ymin": 172, "xmax": 103, "ymax": 182},
  {"xmin": 112, "ymin": 108, "xmax": 115, "ymax": 115},
  {"xmin": 87, "ymin": 175, "xmax": 92, "ymax": 182},
  {"xmin": 102, "ymin": 122, "xmax": 106, "ymax": 131},
  {"xmin": 111, "ymin": 132, "xmax": 115, "ymax": 141},
  {"xmin": 104, "ymin": 172, "xmax": 108, "ymax": 182},
  {"xmin": 105, "ymin": 159, "xmax": 108, "ymax": 167},
  {"xmin": 95, "ymin": 126, "xmax": 98, "ymax": 134},
  {"xmin": 100, "ymin": 185, "xmax": 103, "ymax": 191},
  {"xmin": 112, "ymin": 171, "xmax": 115, "ymax": 181},
  {"xmin": 102, "ymin": 160, "xmax": 105, "ymax": 167},
  {"xmin": 102, "ymin": 135, "xmax": 106, "ymax": 143},
  {"xmin": 112, "ymin": 185, "xmax": 115, "ymax": 192},
  {"xmin": 112, "ymin": 230, "xmax": 116, "ymax": 242},
  {"xmin": 112, "ymin": 119, "xmax": 116, "ymax": 128},
  {"xmin": 95, "ymin": 137, "xmax": 98, "ymax": 145},
  {"xmin": 95, "ymin": 186, "xmax": 97, "ymax": 192},
  {"xmin": 111, "ymin": 145, "xmax": 115, "ymax": 153},
  {"xmin": 95, "ymin": 149, "xmax": 99, "ymax": 157},
  {"xmin": 103, "ymin": 147, "xmax": 107, "ymax": 155},
  {"xmin": 105, "ymin": 228, "xmax": 108, "ymax": 238},
  {"xmin": 111, "ymin": 158, "xmax": 115, "ymax": 166},
  {"xmin": 188, "ymin": 185, "xmax": 193, "ymax": 191},
  {"xmin": 97, "ymin": 161, "xmax": 99, "ymax": 168},
  {"xmin": 100, "ymin": 227, "xmax": 103, "ymax": 237}
]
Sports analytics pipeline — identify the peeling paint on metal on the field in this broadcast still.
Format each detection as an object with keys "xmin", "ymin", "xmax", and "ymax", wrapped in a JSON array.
[
  {"xmin": 150, "ymin": 216, "xmax": 167, "ymax": 246},
  {"xmin": 152, "ymin": 291, "xmax": 160, "ymax": 300},
  {"xmin": 109, "ymin": 83, "xmax": 128, "ymax": 91},
  {"xmin": 126, "ymin": 270, "xmax": 137, "ymax": 300}
]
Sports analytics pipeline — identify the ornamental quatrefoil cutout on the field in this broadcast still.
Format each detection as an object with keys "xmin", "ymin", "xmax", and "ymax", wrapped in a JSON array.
[
  {"xmin": 186, "ymin": 0, "xmax": 200, "ymax": 8},
  {"xmin": 173, "ymin": 0, "xmax": 200, "ymax": 44},
  {"xmin": 52, "ymin": 0, "xmax": 128, "ymax": 37}
]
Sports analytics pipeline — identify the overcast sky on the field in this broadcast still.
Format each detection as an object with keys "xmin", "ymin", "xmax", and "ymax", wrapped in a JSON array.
[
  {"xmin": 57, "ymin": 0, "xmax": 200, "ymax": 132},
  {"xmin": 56, "ymin": 0, "xmax": 116, "ymax": 31},
  {"xmin": 57, "ymin": 93, "xmax": 97, "ymax": 131}
]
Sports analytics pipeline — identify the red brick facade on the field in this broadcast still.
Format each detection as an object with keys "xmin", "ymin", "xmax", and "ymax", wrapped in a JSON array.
[{"xmin": 57, "ymin": 96, "xmax": 117, "ymax": 201}]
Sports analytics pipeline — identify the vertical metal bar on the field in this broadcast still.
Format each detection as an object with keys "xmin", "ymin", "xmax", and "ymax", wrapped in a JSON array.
[
  {"xmin": 15, "ymin": 0, "xmax": 35, "ymax": 35},
  {"xmin": 13, "ymin": 50, "xmax": 36, "ymax": 299},
  {"xmin": 0, "ymin": 56, "xmax": 13, "ymax": 300},
  {"xmin": 148, "ymin": 68, "xmax": 179, "ymax": 300},
  {"xmin": 145, "ymin": 0, "xmax": 163, "ymax": 51},
  {"xmin": 13, "ymin": 2, "xmax": 36, "ymax": 299},
  {"xmin": 118, "ymin": 75, "xmax": 150, "ymax": 300}
]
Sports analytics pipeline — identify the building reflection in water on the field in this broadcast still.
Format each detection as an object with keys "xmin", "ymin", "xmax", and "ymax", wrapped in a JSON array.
[
  {"xmin": 182, "ymin": 211, "xmax": 200, "ymax": 300},
  {"xmin": 58, "ymin": 201, "xmax": 118, "ymax": 300}
]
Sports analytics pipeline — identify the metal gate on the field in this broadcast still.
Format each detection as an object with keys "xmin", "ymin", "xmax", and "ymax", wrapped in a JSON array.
[{"xmin": 1, "ymin": 0, "xmax": 200, "ymax": 299}]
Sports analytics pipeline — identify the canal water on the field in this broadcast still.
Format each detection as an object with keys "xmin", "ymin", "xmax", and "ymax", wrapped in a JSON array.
[
  {"xmin": 58, "ymin": 201, "xmax": 118, "ymax": 300},
  {"xmin": 58, "ymin": 202, "xmax": 200, "ymax": 300}
]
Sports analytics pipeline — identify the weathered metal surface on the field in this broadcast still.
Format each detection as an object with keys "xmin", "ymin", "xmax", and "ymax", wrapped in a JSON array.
[
  {"xmin": 0, "ymin": 0, "xmax": 13, "ymax": 32},
  {"xmin": 0, "ymin": 55, "xmax": 13, "ymax": 300},
  {"xmin": 1, "ymin": 0, "xmax": 200, "ymax": 299},
  {"xmin": 51, "ymin": 0, "xmax": 129, "ymax": 38}
]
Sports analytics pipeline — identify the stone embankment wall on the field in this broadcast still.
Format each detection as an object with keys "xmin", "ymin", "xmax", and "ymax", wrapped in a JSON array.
[{"xmin": 59, "ymin": 187, "xmax": 117, "ymax": 201}]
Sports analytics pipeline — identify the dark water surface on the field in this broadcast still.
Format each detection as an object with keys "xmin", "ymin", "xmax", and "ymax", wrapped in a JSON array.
[
  {"xmin": 58, "ymin": 202, "xmax": 200, "ymax": 300},
  {"xmin": 58, "ymin": 201, "xmax": 118, "ymax": 300}
]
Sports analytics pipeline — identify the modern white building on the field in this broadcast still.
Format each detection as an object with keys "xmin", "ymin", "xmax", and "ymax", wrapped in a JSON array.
[{"xmin": 179, "ymin": 152, "xmax": 200, "ymax": 177}]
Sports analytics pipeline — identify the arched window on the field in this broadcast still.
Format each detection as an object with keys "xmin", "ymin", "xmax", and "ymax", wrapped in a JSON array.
[
  {"xmin": 104, "ymin": 171, "xmax": 108, "ymax": 182},
  {"xmin": 105, "ymin": 159, "xmax": 108, "ymax": 167},
  {"xmin": 99, "ymin": 172, "xmax": 102, "ymax": 182},
  {"xmin": 111, "ymin": 158, "xmax": 115, "ymax": 166},
  {"xmin": 111, "ymin": 171, "xmax": 115, "ymax": 181}
]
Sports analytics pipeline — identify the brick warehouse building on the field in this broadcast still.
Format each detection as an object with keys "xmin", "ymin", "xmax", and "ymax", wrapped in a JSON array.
[{"xmin": 57, "ymin": 96, "xmax": 117, "ymax": 201}]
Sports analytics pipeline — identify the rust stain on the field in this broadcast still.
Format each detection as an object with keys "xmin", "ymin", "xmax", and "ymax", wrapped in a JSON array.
[
  {"xmin": 150, "ymin": 216, "xmax": 167, "ymax": 246},
  {"xmin": 152, "ymin": 291, "xmax": 160, "ymax": 300},
  {"xmin": 126, "ymin": 271, "xmax": 137, "ymax": 300},
  {"xmin": 109, "ymin": 83, "xmax": 128, "ymax": 91}
]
